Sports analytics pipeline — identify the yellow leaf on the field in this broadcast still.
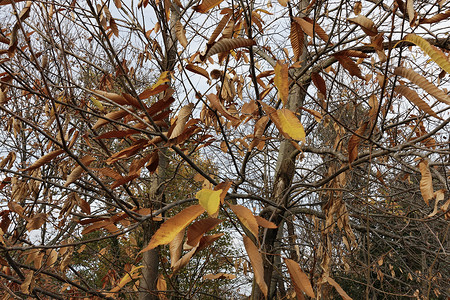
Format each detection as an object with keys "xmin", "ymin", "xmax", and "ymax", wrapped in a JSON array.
[
  {"xmin": 243, "ymin": 236, "xmax": 267, "ymax": 297},
  {"xmin": 404, "ymin": 34, "xmax": 450, "ymax": 74},
  {"xmin": 109, "ymin": 265, "xmax": 143, "ymax": 293},
  {"xmin": 140, "ymin": 205, "xmax": 205, "ymax": 253},
  {"xmin": 90, "ymin": 96, "xmax": 104, "ymax": 110},
  {"xmin": 274, "ymin": 61, "xmax": 289, "ymax": 105},
  {"xmin": 277, "ymin": 109, "xmax": 305, "ymax": 141},
  {"xmin": 284, "ymin": 258, "xmax": 315, "ymax": 298},
  {"xmin": 196, "ymin": 189, "xmax": 222, "ymax": 216}
]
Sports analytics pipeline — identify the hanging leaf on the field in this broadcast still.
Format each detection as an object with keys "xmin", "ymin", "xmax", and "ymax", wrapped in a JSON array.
[
  {"xmin": 203, "ymin": 273, "xmax": 236, "ymax": 280},
  {"xmin": 274, "ymin": 61, "xmax": 289, "ymax": 106},
  {"xmin": 156, "ymin": 275, "xmax": 167, "ymax": 300},
  {"xmin": 394, "ymin": 67, "xmax": 450, "ymax": 104},
  {"xmin": 406, "ymin": 0, "xmax": 416, "ymax": 26},
  {"xmin": 284, "ymin": 258, "xmax": 315, "ymax": 298},
  {"xmin": 185, "ymin": 64, "xmax": 210, "ymax": 80},
  {"xmin": 354, "ymin": 1, "xmax": 362, "ymax": 15},
  {"xmin": 140, "ymin": 205, "xmax": 205, "ymax": 253},
  {"xmin": 229, "ymin": 204, "xmax": 259, "ymax": 238},
  {"xmin": 196, "ymin": 188, "xmax": 222, "ymax": 216},
  {"xmin": 428, "ymin": 189, "xmax": 445, "ymax": 218},
  {"xmin": 290, "ymin": 21, "xmax": 304, "ymax": 61},
  {"xmin": 170, "ymin": 229, "xmax": 185, "ymax": 267},
  {"xmin": 92, "ymin": 110, "xmax": 129, "ymax": 129},
  {"xmin": 333, "ymin": 54, "xmax": 364, "ymax": 79},
  {"xmin": 64, "ymin": 156, "xmax": 95, "ymax": 187},
  {"xmin": 276, "ymin": 109, "xmax": 306, "ymax": 141},
  {"xmin": 193, "ymin": 0, "xmax": 224, "ymax": 13},
  {"xmin": 208, "ymin": 13, "xmax": 232, "ymax": 45},
  {"xmin": 109, "ymin": 265, "xmax": 143, "ymax": 293},
  {"xmin": 168, "ymin": 103, "xmax": 194, "ymax": 139},
  {"xmin": 394, "ymin": 85, "xmax": 440, "ymax": 119},
  {"xmin": 175, "ymin": 20, "xmax": 188, "ymax": 49},
  {"xmin": 26, "ymin": 213, "xmax": 47, "ymax": 231},
  {"xmin": 22, "ymin": 149, "xmax": 64, "ymax": 172},
  {"xmin": 206, "ymin": 94, "xmax": 240, "ymax": 124},
  {"xmin": 347, "ymin": 15, "xmax": 378, "ymax": 36},
  {"xmin": 348, "ymin": 121, "xmax": 368, "ymax": 164},
  {"xmin": 255, "ymin": 216, "xmax": 277, "ymax": 229},
  {"xmin": 277, "ymin": 0, "xmax": 288, "ymax": 6},
  {"xmin": 325, "ymin": 275, "xmax": 353, "ymax": 300},
  {"xmin": 186, "ymin": 218, "xmax": 222, "ymax": 247},
  {"xmin": 404, "ymin": 34, "xmax": 450, "ymax": 74},
  {"xmin": 418, "ymin": 159, "xmax": 433, "ymax": 205},
  {"xmin": 203, "ymin": 38, "xmax": 256, "ymax": 60},
  {"xmin": 311, "ymin": 72, "xmax": 326, "ymax": 97},
  {"xmin": 172, "ymin": 246, "xmax": 197, "ymax": 275},
  {"xmin": 196, "ymin": 233, "xmax": 224, "ymax": 251},
  {"xmin": 419, "ymin": 10, "xmax": 450, "ymax": 24},
  {"xmin": 243, "ymin": 236, "xmax": 267, "ymax": 297}
]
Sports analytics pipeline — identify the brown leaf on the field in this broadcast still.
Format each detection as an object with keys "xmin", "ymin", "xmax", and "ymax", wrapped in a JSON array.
[
  {"xmin": 186, "ymin": 64, "xmax": 210, "ymax": 80},
  {"xmin": 23, "ymin": 149, "xmax": 65, "ymax": 172},
  {"xmin": 274, "ymin": 61, "xmax": 289, "ymax": 106},
  {"xmin": 203, "ymin": 38, "xmax": 256, "ymax": 60},
  {"xmin": 64, "ymin": 156, "xmax": 95, "ymax": 187},
  {"xmin": 325, "ymin": 275, "xmax": 352, "ymax": 300},
  {"xmin": 206, "ymin": 94, "xmax": 240, "ymax": 124},
  {"xmin": 26, "ymin": 213, "xmax": 47, "ymax": 232},
  {"xmin": 196, "ymin": 233, "xmax": 223, "ymax": 252},
  {"xmin": 348, "ymin": 121, "xmax": 368, "ymax": 164},
  {"xmin": 169, "ymin": 229, "xmax": 185, "ymax": 267},
  {"xmin": 243, "ymin": 236, "xmax": 267, "ymax": 297},
  {"xmin": 172, "ymin": 246, "xmax": 197, "ymax": 275},
  {"xmin": 175, "ymin": 20, "xmax": 188, "ymax": 49},
  {"xmin": 419, "ymin": 10, "xmax": 450, "ymax": 24},
  {"xmin": 394, "ymin": 67, "xmax": 450, "ymax": 105},
  {"xmin": 418, "ymin": 159, "xmax": 433, "ymax": 205},
  {"xmin": 347, "ymin": 15, "xmax": 378, "ymax": 36},
  {"xmin": 395, "ymin": 85, "xmax": 440, "ymax": 119},
  {"xmin": 168, "ymin": 103, "xmax": 194, "ymax": 139},
  {"xmin": 20, "ymin": 271, "xmax": 33, "ymax": 294},
  {"xmin": 140, "ymin": 205, "xmax": 205, "ymax": 253},
  {"xmin": 354, "ymin": 1, "xmax": 362, "ymax": 15},
  {"xmin": 333, "ymin": 54, "xmax": 364, "ymax": 79},
  {"xmin": 193, "ymin": 0, "xmax": 224, "ymax": 13},
  {"xmin": 229, "ymin": 204, "xmax": 259, "ymax": 238},
  {"xmin": 203, "ymin": 273, "xmax": 236, "ymax": 280},
  {"xmin": 290, "ymin": 21, "xmax": 304, "ymax": 61},
  {"xmin": 255, "ymin": 216, "xmax": 277, "ymax": 229},
  {"xmin": 284, "ymin": 258, "xmax": 315, "ymax": 298},
  {"xmin": 311, "ymin": 72, "xmax": 326, "ymax": 97},
  {"xmin": 208, "ymin": 13, "xmax": 231, "ymax": 45},
  {"xmin": 186, "ymin": 218, "xmax": 222, "ymax": 247},
  {"xmin": 92, "ymin": 110, "xmax": 129, "ymax": 129}
]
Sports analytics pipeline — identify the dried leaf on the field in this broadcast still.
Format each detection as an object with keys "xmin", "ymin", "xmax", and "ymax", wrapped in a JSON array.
[
  {"xmin": 229, "ymin": 204, "xmax": 259, "ymax": 238},
  {"xmin": 169, "ymin": 103, "xmax": 194, "ymax": 139},
  {"xmin": 140, "ymin": 205, "xmax": 205, "ymax": 253},
  {"xmin": 92, "ymin": 110, "xmax": 129, "ymax": 129},
  {"xmin": 203, "ymin": 273, "xmax": 236, "ymax": 280},
  {"xmin": 255, "ymin": 216, "xmax": 277, "ymax": 228},
  {"xmin": 419, "ymin": 159, "xmax": 433, "ymax": 205},
  {"xmin": 274, "ymin": 61, "xmax": 289, "ymax": 105},
  {"xmin": 26, "ymin": 213, "xmax": 47, "ymax": 231},
  {"xmin": 325, "ymin": 275, "xmax": 352, "ymax": 300},
  {"xmin": 156, "ymin": 274, "xmax": 168, "ymax": 300},
  {"xmin": 193, "ymin": 0, "xmax": 224, "ymax": 13},
  {"xmin": 172, "ymin": 246, "xmax": 197, "ymax": 274},
  {"xmin": 208, "ymin": 13, "xmax": 231, "ymax": 45},
  {"xmin": 333, "ymin": 54, "xmax": 364, "ymax": 79},
  {"xmin": 64, "ymin": 156, "xmax": 95, "ymax": 187},
  {"xmin": 186, "ymin": 64, "xmax": 210, "ymax": 80},
  {"xmin": 186, "ymin": 218, "xmax": 222, "ymax": 247},
  {"xmin": 348, "ymin": 121, "xmax": 368, "ymax": 164},
  {"xmin": 419, "ymin": 10, "xmax": 450, "ymax": 24},
  {"xmin": 20, "ymin": 271, "xmax": 33, "ymax": 294},
  {"xmin": 23, "ymin": 149, "xmax": 65, "ymax": 171},
  {"xmin": 109, "ymin": 265, "xmax": 143, "ymax": 293},
  {"xmin": 394, "ymin": 67, "xmax": 450, "ymax": 104},
  {"xmin": 284, "ymin": 258, "xmax": 315, "ymax": 298},
  {"xmin": 395, "ymin": 85, "xmax": 440, "ymax": 119},
  {"xmin": 347, "ymin": 15, "xmax": 378, "ymax": 36},
  {"xmin": 243, "ymin": 236, "xmax": 267, "ymax": 297},
  {"xmin": 290, "ymin": 21, "xmax": 304, "ymax": 61},
  {"xmin": 404, "ymin": 34, "xmax": 450, "ymax": 74},
  {"xmin": 170, "ymin": 229, "xmax": 185, "ymax": 267},
  {"xmin": 175, "ymin": 20, "xmax": 188, "ymax": 49},
  {"xmin": 203, "ymin": 38, "xmax": 256, "ymax": 60},
  {"xmin": 311, "ymin": 72, "xmax": 326, "ymax": 97},
  {"xmin": 354, "ymin": 1, "xmax": 362, "ymax": 15},
  {"xmin": 206, "ymin": 93, "xmax": 240, "ymax": 124}
]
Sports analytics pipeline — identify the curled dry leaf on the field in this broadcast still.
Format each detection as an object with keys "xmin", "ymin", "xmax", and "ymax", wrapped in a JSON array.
[
  {"xmin": 354, "ymin": 1, "xmax": 362, "ymax": 15},
  {"xmin": 170, "ymin": 229, "xmax": 185, "ymax": 267},
  {"xmin": 203, "ymin": 273, "xmax": 236, "ymax": 280},
  {"xmin": 324, "ymin": 275, "xmax": 353, "ymax": 300},
  {"xmin": 348, "ymin": 121, "xmax": 368, "ymax": 164},
  {"xmin": 203, "ymin": 38, "xmax": 256, "ymax": 60},
  {"xmin": 172, "ymin": 246, "xmax": 197, "ymax": 275},
  {"xmin": 311, "ymin": 72, "xmax": 326, "ymax": 97},
  {"xmin": 140, "ymin": 205, "xmax": 205, "ymax": 253},
  {"xmin": 419, "ymin": 159, "xmax": 434, "ymax": 205},
  {"xmin": 419, "ymin": 10, "xmax": 450, "ymax": 24},
  {"xmin": 428, "ymin": 189, "xmax": 445, "ymax": 218},
  {"xmin": 243, "ymin": 236, "xmax": 267, "ymax": 297},
  {"xmin": 394, "ymin": 67, "xmax": 450, "ymax": 104},
  {"xmin": 92, "ymin": 110, "xmax": 129, "ymax": 129},
  {"xmin": 284, "ymin": 258, "xmax": 315, "ymax": 298},
  {"xmin": 255, "ymin": 216, "xmax": 277, "ymax": 228},
  {"xmin": 208, "ymin": 13, "xmax": 231, "ymax": 45},
  {"xmin": 394, "ymin": 85, "xmax": 440, "ymax": 119},
  {"xmin": 169, "ymin": 103, "xmax": 194, "ymax": 139},
  {"xmin": 333, "ymin": 54, "xmax": 364, "ymax": 79},
  {"xmin": 347, "ymin": 15, "xmax": 378, "ymax": 36}
]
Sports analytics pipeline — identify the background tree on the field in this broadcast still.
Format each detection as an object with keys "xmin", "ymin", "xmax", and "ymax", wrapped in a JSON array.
[{"xmin": 0, "ymin": 0, "xmax": 449, "ymax": 299}]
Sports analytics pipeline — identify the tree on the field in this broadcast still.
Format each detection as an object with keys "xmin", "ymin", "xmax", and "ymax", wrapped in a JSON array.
[{"xmin": 0, "ymin": 0, "xmax": 449, "ymax": 299}]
